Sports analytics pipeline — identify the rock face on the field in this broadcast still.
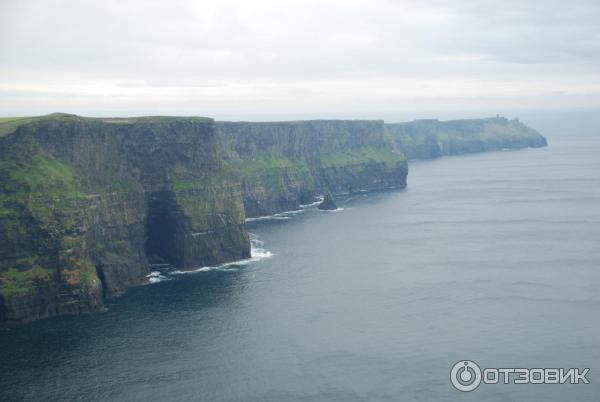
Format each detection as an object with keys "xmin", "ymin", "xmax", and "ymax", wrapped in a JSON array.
[
  {"xmin": 0, "ymin": 115, "xmax": 408, "ymax": 325},
  {"xmin": 317, "ymin": 193, "xmax": 338, "ymax": 210},
  {"xmin": 0, "ymin": 114, "xmax": 249, "ymax": 324},
  {"xmin": 386, "ymin": 117, "xmax": 548, "ymax": 160},
  {"xmin": 217, "ymin": 120, "xmax": 408, "ymax": 217}
]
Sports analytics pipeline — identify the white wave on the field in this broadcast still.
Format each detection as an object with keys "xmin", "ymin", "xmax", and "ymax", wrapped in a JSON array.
[
  {"xmin": 281, "ymin": 209, "xmax": 304, "ymax": 215},
  {"xmin": 170, "ymin": 233, "xmax": 273, "ymax": 275},
  {"xmin": 247, "ymin": 196, "xmax": 328, "ymax": 222},
  {"xmin": 249, "ymin": 233, "xmax": 274, "ymax": 261},
  {"xmin": 250, "ymin": 246, "xmax": 273, "ymax": 260},
  {"xmin": 250, "ymin": 238, "xmax": 264, "ymax": 246},
  {"xmin": 171, "ymin": 255, "xmax": 260, "ymax": 274},
  {"xmin": 219, "ymin": 267, "xmax": 241, "ymax": 272},
  {"xmin": 171, "ymin": 266, "xmax": 214, "ymax": 275},
  {"xmin": 245, "ymin": 215, "xmax": 291, "ymax": 222},
  {"xmin": 146, "ymin": 271, "xmax": 169, "ymax": 283},
  {"xmin": 300, "ymin": 195, "xmax": 324, "ymax": 208},
  {"xmin": 319, "ymin": 207, "xmax": 345, "ymax": 212},
  {"xmin": 245, "ymin": 208, "xmax": 304, "ymax": 222}
]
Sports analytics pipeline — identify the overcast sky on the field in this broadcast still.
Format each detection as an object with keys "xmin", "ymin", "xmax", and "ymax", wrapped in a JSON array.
[{"xmin": 1, "ymin": 0, "xmax": 599, "ymax": 119}]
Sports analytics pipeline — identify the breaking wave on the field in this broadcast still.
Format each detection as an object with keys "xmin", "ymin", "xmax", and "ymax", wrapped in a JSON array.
[
  {"xmin": 249, "ymin": 234, "xmax": 273, "ymax": 261},
  {"xmin": 245, "ymin": 215, "xmax": 292, "ymax": 222},
  {"xmin": 167, "ymin": 233, "xmax": 273, "ymax": 276},
  {"xmin": 300, "ymin": 195, "xmax": 324, "ymax": 208},
  {"xmin": 146, "ymin": 271, "xmax": 169, "ymax": 283},
  {"xmin": 319, "ymin": 207, "xmax": 344, "ymax": 212},
  {"xmin": 246, "ymin": 195, "xmax": 326, "ymax": 222}
]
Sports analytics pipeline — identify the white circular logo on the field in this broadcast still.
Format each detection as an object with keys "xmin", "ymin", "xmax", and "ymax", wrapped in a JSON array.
[{"xmin": 450, "ymin": 360, "xmax": 482, "ymax": 392}]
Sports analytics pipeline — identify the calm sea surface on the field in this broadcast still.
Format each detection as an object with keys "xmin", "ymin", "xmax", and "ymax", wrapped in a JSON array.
[{"xmin": 1, "ymin": 110, "xmax": 599, "ymax": 401}]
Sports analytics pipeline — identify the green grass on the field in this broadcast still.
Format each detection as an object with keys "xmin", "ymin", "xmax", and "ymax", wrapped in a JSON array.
[
  {"xmin": 60, "ymin": 259, "xmax": 99, "ymax": 287},
  {"xmin": 98, "ymin": 116, "xmax": 213, "ymax": 124},
  {"xmin": 0, "ymin": 266, "xmax": 54, "ymax": 296},
  {"xmin": 319, "ymin": 147, "xmax": 406, "ymax": 168},
  {"xmin": 228, "ymin": 152, "xmax": 311, "ymax": 176},
  {"xmin": 226, "ymin": 148, "xmax": 405, "ymax": 178},
  {"xmin": 9, "ymin": 156, "xmax": 82, "ymax": 199},
  {"xmin": 0, "ymin": 113, "xmax": 85, "ymax": 137},
  {"xmin": 0, "ymin": 113, "xmax": 215, "ymax": 138},
  {"xmin": 58, "ymin": 236, "xmax": 100, "ymax": 287},
  {"xmin": 0, "ymin": 117, "xmax": 29, "ymax": 123},
  {"xmin": 171, "ymin": 164, "xmax": 238, "ymax": 191},
  {"xmin": 0, "ymin": 155, "xmax": 83, "ymax": 225},
  {"xmin": 0, "ymin": 117, "xmax": 39, "ymax": 137}
]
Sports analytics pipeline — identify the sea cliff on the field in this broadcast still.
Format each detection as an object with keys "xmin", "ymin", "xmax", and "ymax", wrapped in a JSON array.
[
  {"xmin": 218, "ymin": 120, "xmax": 408, "ymax": 217},
  {"xmin": 0, "ymin": 113, "xmax": 545, "ymax": 325},
  {"xmin": 386, "ymin": 117, "xmax": 547, "ymax": 160},
  {"xmin": 0, "ymin": 114, "xmax": 249, "ymax": 324},
  {"xmin": 0, "ymin": 115, "xmax": 408, "ymax": 324}
]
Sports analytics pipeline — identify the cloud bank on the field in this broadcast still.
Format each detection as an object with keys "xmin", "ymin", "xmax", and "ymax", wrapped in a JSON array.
[{"xmin": 1, "ymin": 0, "xmax": 599, "ymax": 118}]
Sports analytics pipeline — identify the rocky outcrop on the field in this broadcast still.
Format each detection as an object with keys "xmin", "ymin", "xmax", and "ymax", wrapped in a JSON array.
[
  {"xmin": 217, "ymin": 120, "xmax": 408, "ymax": 217},
  {"xmin": 318, "ymin": 193, "xmax": 338, "ymax": 210},
  {"xmin": 386, "ymin": 117, "xmax": 547, "ymax": 160},
  {"xmin": 0, "ymin": 114, "xmax": 249, "ymax": 324}
]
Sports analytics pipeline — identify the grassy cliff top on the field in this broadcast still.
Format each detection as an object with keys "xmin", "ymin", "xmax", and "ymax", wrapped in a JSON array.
[
  {"xmin": 217, "ymin": 119, "xmax": 385, "ymax": 124},
  {"xmin": 0, "ymin": 113, "xmax": 214, "ymax": 138},
  {"xmin": 385, "ymin": 116, "xmax": 541, "ymax": 137},
  {"xmin": 385, "ymin": 116, "xmax": 547, "ymax": 159},
  {"xmin": 389, "ymin": 116, "xmax": 509, "ymax": 124},
  {"xmin": 385, "ymin": 116, "xmax": 522, "ymax": 130}
]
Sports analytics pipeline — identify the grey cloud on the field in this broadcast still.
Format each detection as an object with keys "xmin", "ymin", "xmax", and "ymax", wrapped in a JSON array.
[{"xmin": 0, "ymin": 0, "xmax": 599, "ymax": 116}]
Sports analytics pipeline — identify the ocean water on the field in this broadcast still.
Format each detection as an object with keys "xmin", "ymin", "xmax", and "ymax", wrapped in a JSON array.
[{"xmin": 1, "ymin": 110, "xmax": 599, "ymax": 401}]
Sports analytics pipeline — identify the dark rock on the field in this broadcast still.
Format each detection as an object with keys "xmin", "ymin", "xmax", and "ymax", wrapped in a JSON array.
[{"xmin": 318, "ymin": 193, "xmax": 338, "ymax": 210}]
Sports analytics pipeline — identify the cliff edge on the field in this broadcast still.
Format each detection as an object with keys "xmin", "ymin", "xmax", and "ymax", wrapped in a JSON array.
[
  {"xmin": 386, "ymin": 117, "xmax": 547, "ymax": 160},
  {"xmin": 218, "ymin": 120, "xmax": 408, "ymax": 217},
  {"xmin": 0, "ymin": 114, "xmax": 249, "ymax": 324}
]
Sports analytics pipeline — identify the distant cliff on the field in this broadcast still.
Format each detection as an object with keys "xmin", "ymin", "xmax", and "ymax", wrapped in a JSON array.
[
  {"xmin": 386, "ymin": 117, "xmax": 547, "ymax": 160},
  {"xmin": 217, "ymin": 120, "xmax": 408, "ymax": 217},
  {"xmin": 0, "ymin": 114, "xmax": 249, "ymax": 324}
]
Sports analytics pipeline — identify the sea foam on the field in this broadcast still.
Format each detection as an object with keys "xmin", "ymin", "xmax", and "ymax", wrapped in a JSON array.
[
  {"xmin": 246, "ymin": 195, "xmax": 326, "ymax": 222},
  {"xmin": 146, "ymin": 271, "xmax": 169, "ymax": 283},
  {"xmin": 169, "ymin": 233, "xmax": 273, "ymax": 276}
]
